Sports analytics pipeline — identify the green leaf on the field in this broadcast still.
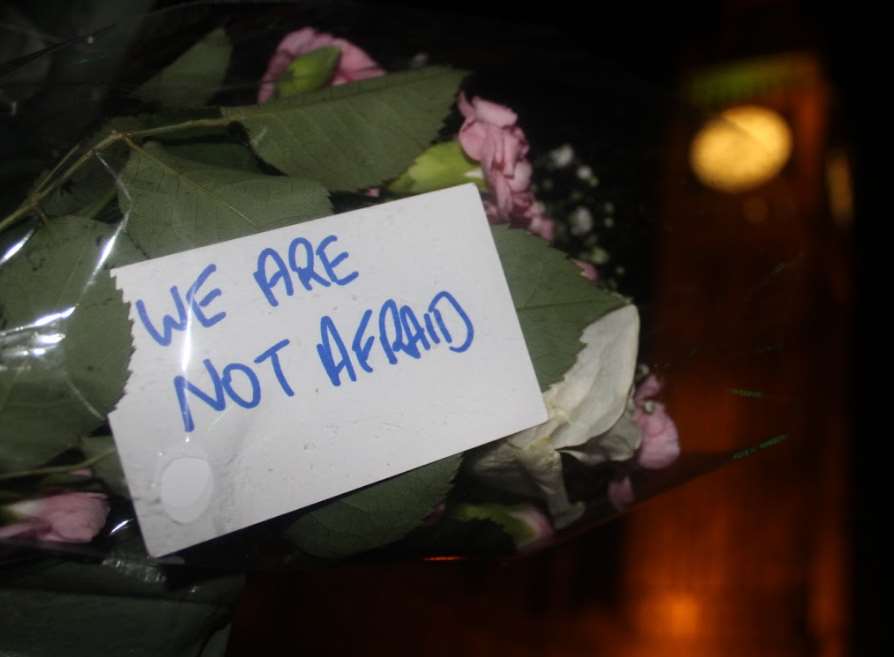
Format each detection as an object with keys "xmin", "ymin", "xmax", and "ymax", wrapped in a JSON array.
[
  {"xmin": 223, "ymin": 67, "xmax": 465, "ymax": 190},
  {"xmin": 42, "ymin": 117, "xmax": 145, "ymax": 219},
  {"xmin": 275, "ymin": 46, "xmax": 341, "ymax": 97},
  {"xmin": 0, "ymin": 218, "xmax": 141, "ymax": 473},
  {"xmin": 452, "ymin": 503, "xmax": 542, "ymax": 549},
  {"xmin": 160, "ymin": 130, "xmax": 262, "ymax": 173},
  {"xmin": 63, "ymin": 272, "xmax": 134, "ymax": 422},
  {"xmin": 0, "ymin": 557, "xmax": 243, "ymax": 657},
  {"xmin": 80, "ymin": 435, "xmax": 129, "ymax": 497},
  {"xmin": 285, "ymin": 454, "xmax": 461, "ymax": 559},
  {"xmin": 400, "ymin": 516, "xmax": 516, "ymax": 557},
  {"xmin": 134, "ymin": 28, "xmax": 232, "ymax": 108},
  {"xmin": 118, "ymin": 141, "xmax": 332, "ymax": 258},
  {"xmin": 388, "ymin": 140, "xmax": 485, "ymax": 195},
  {"xmin": 492, "ymin": 225, "xmax": 628, "ymax": 391}
]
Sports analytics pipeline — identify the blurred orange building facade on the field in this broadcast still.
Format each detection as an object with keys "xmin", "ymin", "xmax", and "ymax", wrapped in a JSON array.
[{"xmin": 617, "ymin": 51, "xmax": 853, "ymax": 657}]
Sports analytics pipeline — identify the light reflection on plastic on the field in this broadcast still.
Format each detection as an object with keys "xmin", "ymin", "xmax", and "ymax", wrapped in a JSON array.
[
  {"xmin": 35, "ymin": 333, "xmax": 65, "ymax": 346},
  {"xmin": 95, "ymin": 224, "xmax": 123, "ymax": 274},
  {"xmin": 109, "ymin": 519, "xmax": 132, "ymax": 535},
  {"xmin": 31, "ymin": 306, "xmax": 76, "ymax": 328},
  {"xmin": 0, "ymin": 228, "xmax": 34, "ymax": 267}
]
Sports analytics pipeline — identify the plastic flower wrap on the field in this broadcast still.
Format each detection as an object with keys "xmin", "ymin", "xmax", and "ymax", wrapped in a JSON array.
[
  {"xmin": 0, "ymin": 5, "xmax": 806, "ymax": 655},
  {"xmin": 0, "ymin": 3, "xmax": 791, "ymax": 575}
]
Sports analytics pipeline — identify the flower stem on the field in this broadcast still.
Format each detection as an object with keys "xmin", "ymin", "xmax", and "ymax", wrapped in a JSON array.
[
  {"xmin": 0, "ymin": 449, "xmax": 117, "ymax": 482},
  {"xmin": 0, "ymin": 115, "xmax": 233, "ymax": 234}
]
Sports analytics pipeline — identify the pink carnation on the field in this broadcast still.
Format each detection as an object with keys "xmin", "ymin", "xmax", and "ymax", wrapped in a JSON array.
[
  {"xmin": 608, "ymin": 375, "xmax": 680, "ymax": 511},
  {"xmin": 0, "ymin": 492, "xmax": 109, "ymax": 543},
  {"xmin": 258, "ymin": 27, "xmax": 384, "ymax": 103},
  {"xmin": 633, "ymin": 375, "xmax": 680, "ymax": 470},
  {"xmin": 457, "ymin": 93, "xmax": 556, "ymax": 238}
]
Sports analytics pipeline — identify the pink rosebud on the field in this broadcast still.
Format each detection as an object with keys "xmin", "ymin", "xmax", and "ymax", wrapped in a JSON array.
[
  {"xmin": 633, "ymin": 375, "xmax": 681, "ymax": 470},
  {"xmin": 258, "ymin": 27, "xmax": 384, "ymax": 103},
  {"xmin": 0, "ymin": 492, "xmax": 109, "ymax": 544}
]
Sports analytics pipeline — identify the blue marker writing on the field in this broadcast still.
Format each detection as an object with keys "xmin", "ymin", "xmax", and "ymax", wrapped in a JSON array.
[{"xmin": 136, "ymin": 263, "xmax": 225, "ymax": 347}]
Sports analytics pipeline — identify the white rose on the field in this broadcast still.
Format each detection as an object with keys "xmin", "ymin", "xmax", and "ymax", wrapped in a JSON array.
[{"xmin": 467, "ymin": 304, "xmax": 641, "ymax": 528}]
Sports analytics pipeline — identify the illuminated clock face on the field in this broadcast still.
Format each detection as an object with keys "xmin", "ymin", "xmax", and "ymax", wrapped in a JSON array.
[{"xmin": 690, "ymin": 105, "xmax": 793, "ymax": 193}]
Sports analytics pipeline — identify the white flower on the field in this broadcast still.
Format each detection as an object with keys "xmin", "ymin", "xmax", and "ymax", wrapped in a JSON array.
[
  {"xmin": 549, "ymin": 144, "xmax": 574, "ymax": 168},
  {"xmin": 569, "ymin": 206, "xmax": 594, "ymax": 236},
  {"xmin": 467, "ymin": 305, "xmax": 641, "ymax": 528}
]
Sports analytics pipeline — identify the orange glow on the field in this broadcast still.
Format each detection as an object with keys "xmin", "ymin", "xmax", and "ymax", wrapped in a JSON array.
[
  {"xmin": 637, "ymin": 593, "xmax": 702, "ymax": 638},
  {"xmin": 690, "ymin": 105, "xmax": 793, "ymax": 193}
]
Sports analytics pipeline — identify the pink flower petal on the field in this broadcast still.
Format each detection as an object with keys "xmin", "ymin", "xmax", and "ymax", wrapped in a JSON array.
[
  {"xmin": 490, "ymin": 174, "xmax": 514, "ymax": 218},
  {"xmin": 258, "ymin": 27, "xmax": 383, "ymax": 103},
  {"xmin": 458, "ymin": 123, "xmax": 488, "ymax": 162},
  {"xmin": 277, "ymin": 27, "xmax": 330, "ymax": 56},
  {"xmin": 455, "ymin": 95, "xmax": 545, "ymax": 230},
  {"xmin": 608, "ymin": 476, "xmax": 636, "ymax": 511},
  {"xmin": 636, "ymin": 403, "xmax": 681, "ymax": 470},
  {"xmin": 333, "ymin": 38, "xmax": 382, "ymax": 76},
  {"xmin": 573, "ymin": 259, "xmax": 599, "ymax": 281},
  {"xmin": 635, "ymin": 374, "xmax": 663, "ymax": 404},
  {"xmin": 0, "ymin": 492, "xmax": 109, "ymax": 544},
  {"xmin": 0, "ymin": 518, "xmax": 49, "ymax": 540},
  {"xmin": 509, "ymin": 505, "xmax": 554, "ymax": 550},
  {"xmin": 458, "ymin": 92, "xmax": 476, "ymax": 120},
  {"xmin": 507, "ymin": 160, "xmax": 532, "ymax": 192},
  {"xmin": 470, "ymin": 97, "xmax": 517, "ymax": 127},
  {"xmin": 528, "ymin": 214, "xmax": 557, "ymax": 242}
]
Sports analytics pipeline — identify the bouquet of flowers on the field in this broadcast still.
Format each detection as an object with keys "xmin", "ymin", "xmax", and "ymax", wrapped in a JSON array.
[
  {"xmin": 0, "ymin": 4, "xmax": 800, "ymax": 655},
  {"xmin": 0, "ymin": 0, "xmax": 790, "ymax": 582},
  {"xmin": 1, "ymin": 15, "xmax": 687, "ymax": 560}
]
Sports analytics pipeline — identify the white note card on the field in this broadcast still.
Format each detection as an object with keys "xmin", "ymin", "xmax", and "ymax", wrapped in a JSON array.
[{"xmin": 109, "ymin": 184, "xmax": 547, "ymax": 556}]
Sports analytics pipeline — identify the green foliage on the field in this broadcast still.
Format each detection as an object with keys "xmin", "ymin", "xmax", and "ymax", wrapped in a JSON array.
[
  {"xmin": 223, "ymin": 67, "xmax": 465, "ymax": 190},
  {"xmin": 0, "ymin": 218, "xmax": 137, "ymax": 472},
  {"xmin": 492, "ymin": 225, "xmax": 628, "ymax": 391},
  {"xmin": 452, "ymin": 503, "xmax": 538, "ymax": 548},
  {"xmin": 275, "ymin": 46, "xmax": 341, "ymax": 97},
  {"xmin": 0, "ymin": 40, "xmax": 629, "ymax": 558},
  {"xmin": 159, "ymin": 129, "xmax": 262, "ymax": 173},
  {"xmin": 134, "ymin": 28, "xmax": 232, "ymax": 107},
  {"xmin": 41, "ymin": 118, "xmax": 145, "ymax": 219},
  {"xmin": 80, "ymin": 435, "xmax": 129, "ymax": 498},
  {"xmin": 285, "ymin": 455, "xmax": 461, "ymax": 559},
  {"xmin": 118, "ymin": 141, "xmax": 332, "ymax": 258},
  {"xmin": 388, "ymin": 140, "xmax": 484, "ymax": 195},
  {"xmin": 0, "ymin": 557, "xmax": 243, "ymax": 657}
]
